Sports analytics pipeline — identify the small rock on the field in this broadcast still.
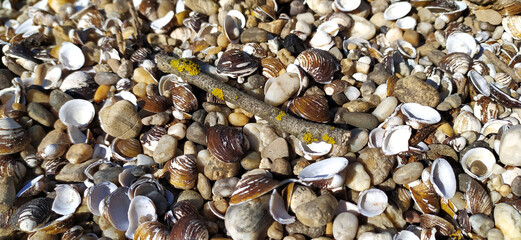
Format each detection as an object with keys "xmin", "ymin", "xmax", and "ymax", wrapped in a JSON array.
[
  {"xmin": 0, "ymin": 69, "xmax": 15, "ymax": 89},
  {"xmin": 494, "ymin": 203, "xmax": 521, "ymax": 240},
  {"xmin": 95, "ymin": 72, "xmax": 119, "ymax": 85},
  {"xmin": 417, "ymin": 8, "xmax": 435, "ymax": 23},
  {"xmin": 0, "ymin": 177, "xmax": 16, "ymax": 212},
  {"xmin": 367, "ymin": 202, "xmax": 406, "ymax": 231},
  {"xmin": 225, "ymin": 195, "xmax": 273, "ymax": 240},
  {"xmin": 117, "ymin": 59, "xmax": 133, "ymax": 78},
  {"xmin": 56, "ymin": 159, "xmax": 97, "ymax": 182},
  {"xmin": 204, "ymin": 156, "xmax": 241, "ymax": 180},
  {"xmin": 470, "ymin": 214, "xmax": 495, "ymax": 237},
  {"xmin": 385, "ymin": 28, "xmax": 403, "ymax": 43},
  {"xmin": 186, "ymin": 122, "xmax": 207, "ymax": 145},
  {"xmin": 499, "ymin": 125, "xmax": 521, "ymax": 166},
  {"xmin": 341, "ymin": 58, "xmax": 355, "ymax": 76},
  {"xmin": 268, "ymin": 222, "xmax": 284, "ymax": 240},
  {"xmin": 258, "ymin": 19, "xmax": 287, "ymax": 35},
  {"xmin": 393, "ymin": 75, "xmax": 440, "ymax": 107},
  {"xmin": 434, "ymin": 17, "xmax": 446, "ymax": 30},
  {"xmin": 184, "ymin": 0, "xmax": 218, "ymax": 15},
  {"xmin": 241, "ymin": 151, "xmax": 261, "ymax": 170},
  {"xmin": 427, "ymin": 50, "xmax": 446, "ymax": 66},
  {"xmin": 367, "ymin": 64, "xmax": 390, "ymax": 85},
  {"xmin": 284, "ymin": 34, "xmax": 306, "ymax": 56},
  {"xmin": 487, "ymin": 228, "xmax": 504, "ymax": 240},
  {"xmin": 426, "ymin": 144, "xmax": 458, "ymax": 162},
  {"xmin": 403, "ymin": 30, "xmax": 420, "ymax": 47},
  {"xmin": 177, "ymin": 190, "xmax": 205, "ymax": 209},
  {"xmin": 286, "ymin": 220, "xmax": 326, "ymax": 238},
  {"xmin": 197, "ymin": 173, "xmax": 212, "ymax": 200},
  {"xmin": 333, "ymin": 212, "xmax": 358, "ymax": 240},
  {"xmin": 404, "ymin": 209, "xmax": 421, "ymax": 223},
  {"xmin": 228, "ymin": 112, "xmax": 250, "ymax": 127},
  {"xmin": 358, "ymin": 147, "xmax": 396, "ymax": 185},
  {"xmin": 295, "ymin": 194, "xmax": 338, "ymax": 227},
  {"xmin": 27, "ymin": 102, "xmax": 56, "ymax": 127},
  {"xmin": 262, "ymin": 138, "xmax": 289, "ymax": 160},
  {"xmin": 212, "ymin": 177, "xmax": 239, "ymax": 198},
  {"xmin": 511, "ymin": 176, "xmax": 521, "ymax": 196},
  {"xmin": 290, "ymin": 185, "xmax": 318, "ymax": 213},
  {"xmin": 345, "ymin": 162, "xmax": 371, "ymax": 192},
  {"xmin": 392, "ymin": 162, "xmax": 424, "ymax": 184},
  {"xmin": 334, "ymin": 110, "xmax": 379, "ymax": 130},
  {"xmin": 475, "ymin": 9, "xmax": 502, "ymax": 25},
  {"xmin": 241, "ymin": 27, "xmax": 269, "ymax": 43},
  {"xmin": 93, "ymin": 166, "xmax": 123, "ymax": 185},
  {"xmin": 153, "ymin": 134, "xmax": 178, "ymax": 164},
  {"xmin": 416, "ymin": 22, "xmax": 434, "ymax": 37},
  {"xmin": 167, "ymin": 123, "xmax": 187, "ymax": 140},
  {"xmin": 27, "ymin": 89, "xmax": 50, "ymax": 105},
  {"xmin": 492, "ymin": 26, "xmax": 504, "ymax": 40},
  {"xmin": 65, "ymin": 143, "xmax": 93, "ymax": 164},
  {"xmin": 369, "ymin": 12, "xmax": 392, "ymax": 28},
  {"xmin": 358, "ymin": 232, "xmax": 392, "ymax": 240},
  {"xmin": 346, "ymin": 128, "xmax": 369, "ymax": 152},
  {"xmin": 349, "ymin": 15, "xmax": 376, "ymax": 40},
  {"xmin": 271, "ymin": 158, "xmax": 292, "ymax": 176}
]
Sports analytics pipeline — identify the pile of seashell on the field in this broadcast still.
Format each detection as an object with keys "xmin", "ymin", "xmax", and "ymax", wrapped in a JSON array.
[{"xmin": 2, "ymin": 0, "xmax": 521, "ymax": 239}]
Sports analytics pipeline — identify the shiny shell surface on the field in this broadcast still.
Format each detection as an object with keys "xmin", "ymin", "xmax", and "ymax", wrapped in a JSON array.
[
  {"xmin": 288, "ymin": 95, "xmax": 330, "ymax": 123},
  {"xmin": 206, "ymin": 125, "xmax": 249, "ymax": 163},
  {"xmin": 357, "ymin": 188, "xmax": 388, "ymax": 217},
  {"xmin": 11, "ymin": 197, "xmax": 53, "ymax": 233},
  {"xmin": 229, "ymin": 171, "xmax": 279, "ymax": 205},
  {"xmin": 166, "ymin": 154, "xmax": 198, "ymax": 189},
  {"xmin": 430, "ymin": 158, "xmax": 456, "ymax": 199},
  {"xmin": 0, "ymin": 117, "xmax": 30, "ymax": 155},
  {"xmin": 216, "ymin": 49, "xmax": 258, "ymax": 79},
  {"xmin": 440, "ymin": 52, "xmax": 472, "ymax": 75},
  {"xmin": 461, "ymin": 147, "xmax": 495, "ymax": 181},
  {"xmin": 295, "ymin": 48, "xmax": 339, "ymax": 84}
]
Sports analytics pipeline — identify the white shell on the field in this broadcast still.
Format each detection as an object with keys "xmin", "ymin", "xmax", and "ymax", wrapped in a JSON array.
[
  {"xmin": 481, "ymin": 120, "xmax": 511, "ymax": 136},
  {"xmin": 357, "ymin": 188, "xmax": 388, "ymax": 217},
  {"xmin": 395, "ymin": 39, "xmax": 417, "ymax": 59},
  {"xmin": 461, "ymin": 147, "xmax": 496, "ymax": 181},
  {"xmin": 446, "ymin": 32, "xmax": 478, "ymax": 58},
  {"xmin": 468, "ymin": 70, "xmax": 491, "ymax": 97},
  {"xmin": 125, "ymin": 195, "xmax": 158, "ymax": 239},
  {"xmin": 103, "ymin": 187, "xmax": 131, "ymax": 231},
  {"xmin": 453, "ymin": 110, "xmax": 482, "ymax": 134},
  {"xmin": 400, "ymin": 103, "xmax": 441, "ymax": 129},
  {"xmin": 368, "ymin": 127, "xmax": 385, "ymax": 148},
  {"xmin": 394, "ymin": 230, "xmax": 420, "ymax": 240},
  {"xmin": 381, "ymin": 125, "xmax": 411, "ymax": 155},
  {"xmin": 269, "ymin": 189, "xmax": 295, "ymax": 225},
  {"xmin": 309, "ymin": 30, "xmax": 335, "ymax": 51},
  {"xmin": 58, "ymin": 42, "xmax": 85, "ymax": 70},
  {"xmin": 150, "ymin": 10, "xmax": 174, "ymax": 34},
  {"xmin": 52, "ymin": 184, "xmax": 81, "ymax": 215},
  {"xmin": 224, "ymin": 10, "xmax": 245, "ymax": 43},
  {"xmin": 383, "ymin": 2, "xmax": 412, "ymax": 20},
  {"xmin": 286, "ymin": 64, "xmax": 309, "ymax": 96},
  {"xmin": 87, "ymin": 181, "xmax": 118, "ymax": 216},
  {"xmin": 333, "ymin": 0, "xmax": 361, "ymax": 12},
  {"xmin": 59, "ymin": 99, "xmax": 95, "ymax": 130},
  {"xmin": 17, "ymin": 175, "xmax": 45, "ymax": 198},
  {"xmin": 298, "ymin": 157, "xmax": 348, "ymax": 181},
  {"xmin": 395, "ymin": 16, "xmax": 417, "ymax": 30},
  {"xmin": 298, "ymin": 141, "xmax": 332, "ymax": 160},
  {"xmin": 430, "ymin": 158, "xmax": 456, "ymax": 199},
  {"xmin": 317, "ymin": 21, "xmax": 341, "ymax": 37}
]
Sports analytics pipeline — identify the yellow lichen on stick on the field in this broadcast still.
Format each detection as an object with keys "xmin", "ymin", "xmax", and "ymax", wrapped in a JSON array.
[
  {"xmin": 211, "ymin": 88, "xmax": 224, "ymax": 100},
  {"xmin": 276, "ymin": 111, "xmax": 287, "ymax": 121},
  {"xmin": 169, "ymin": 58, "xmax": 201, "ymax": 75}
]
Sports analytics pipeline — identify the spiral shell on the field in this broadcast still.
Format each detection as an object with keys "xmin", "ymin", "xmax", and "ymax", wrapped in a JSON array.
[
  {"xmin": 206, "ymin": 125, "xmax": 249, "ymax": 163},
  {"xmin": 0, "ymin": 117, "xmax": 30, "ymax": 155},
  {"xmin": 134, "ymin": 221, "xmax": 170, "ymax": 240},
  {"xmin": 295, "ymin": 48, "xmax": 339, "ymax": 84},
  {"xmin": 111, "ymin": 138, "xmax": 143, "ymax": 162},
  {"xmin": 170, "ymin": 215, "xmax": 209, "ymax": 240},
  {"xmin": 11, "ymin": 197, "xmax": 53, "ymax": 233},
  {"xmin": 288, "ymin": 95, "xmax": 330, "ymax": 123},
  {"xmin": 439, "ymin": 52, "xmax": 472, "ymax": 75},
  {"xmin": 166, "ymin": 155, "xmax": 198, "ymax": 189}
]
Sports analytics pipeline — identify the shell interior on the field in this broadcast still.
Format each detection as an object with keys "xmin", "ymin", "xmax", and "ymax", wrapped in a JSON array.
[
  {"xmin": 105, "ymin": 187, "xmax": 131, "ymax": 231},
  {"xmin": 150, "ymin": 10, "xmax": 174, "ymax": 32},
  {"xmin": 334, "ymin": 0, "xmax": 361, "ymax": 12},
  {"xmin": 87, "ymin": 181, "xmax": 118, "ymax": 216},
  {"xmin": 383, "ymin": 2, "xmax": 412, "ymax": 20},
  {"xmin": 401, "ymin": 103, "xmax": 441, "ymax": 127},
  {"xmin": 430, "ymin": 158, "xmax": 456, "ymax": 199},
  {"xmin": 58, "ymin": 42, "xmax": 85, "ymax": 70},
  {"xmin": 298, "ymin": 141, "xmax": 332, "ymax": 160},
  {"xmin": 125, "ymin": 195, "xmax": 158, "ymax": 239},
  {"xmin": 269, "ymin": 189, "xmax": 295, "ymax": 225},
  {"xmin": 468, "ymin": 70, "xmax": 491, "ymax": 97},
  {"xmin": 298, "ymin": 157, "xmax": 348, "ymax": 181},
  {"xmin": 59, "ymin": 99, "xmax": 95, "ymax": 129},
  {"xmin": 381, "ymin": 125, "xmax": 412, "ymax": 155},
  {"xmin": 52, "ymin": 184, "xmax": 81, "ymax": 215},
  {"xmin": 461, "ymin": 147, "xmax": 495, "ymax": 181},
  {"xmin": 357, "ymin": 188, "xmax": 388, "ymax": 217},
  {"xmin": 17, "ymin": 175, "xmax": 45, "ymax": 198}
]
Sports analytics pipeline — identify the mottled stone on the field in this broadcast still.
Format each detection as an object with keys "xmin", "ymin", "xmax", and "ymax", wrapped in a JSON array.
[
  {"xmin": 152, "ymin": 134, "xmax": 178, "ymax": 164},
  {"xmin": 262, "ymin": 138, "xmax": 289, "ymax": 160},
  {"xmin": 334, "ymin": 110, "xmax": 380, "ymax": 130},
  {"xmin": 225, "ymin": 195, "xmax": 273, "ymax": 240},
  {"xmin": 470, "ymin": 214, "xmax": 495, "ymax": 237},
  {"xmin": 95, "ymin": 72, "xmax": 119, "ymax": 85},
  {"xmin": 93, "ymin": 167, "xmax": 123, "ymax": 185},
  {"xmin": 357, "ymin": 147, "xmax": 396, "ymax": 185},
  {"xmin": 56, "ymin": 159, "xmax": 97, "ymax": 182},
  {"xmin": 212, "ymin": 177, "xmax": 239, "ymax": 198},
  {"xmin": 184, "ymin": 0, "xmax": 218, "ymax": 15},
  {"xmin": 241, "ymin": 27, "xmax": 269, "ymax": 43},
  {"xmin": 393, "ymin": 75, "xmax": 440, "ymax": 107},
  {"xmin": 333, "ymin": 212, "xmax": 358, "ymax": 240},
  {"xmin": 204, "ymin": 156, "xmax": 241, "ymax": 180},
  {"xmin": 186, "ymin": 122, "xmax": 207, "ymax": 145},
  {"xmin": 494, "ymin": 203, "xmax": 521, "ymax": 240},
  {"xmin": 286, "ymin": 220, "xmax": 326, "ymax": 238},
  {"xmin": 392, "ymin": 162, "xmax": 424, "ymax": 184},
  {"xmin": 27, "ymin": 102, "xmax": 56, "ymax": 127},
  {"xmin": 177, "ymin": 190, "xmax": 205, "ymax": 209},
  {"xmin": 295, "ymin": 194, "xmax": 338, "ymax": 227}
]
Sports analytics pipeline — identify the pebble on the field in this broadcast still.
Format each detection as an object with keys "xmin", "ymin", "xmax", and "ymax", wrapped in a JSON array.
[
  {"xmin": 346, "ymin": 128, "xmax": 369, "ymax": 152},
  {"xmin": 241, "ymin": 27, "xmax": 269, "ymax": 43},
  {"xmin": 332, "ymin": 212, "xmax": 358, "ymax": 240},
  {"xmin": 184, "ymin": 0, "xmax": 218, "ymax": 15},
  {"xmin": 27, "ymin": 102, "xmax": 56, "ymax": 127},
  {"xmin": 345, "ymin": 162, "xmax": 371, "ymax": 192},
  {"xmin": 369, "ymin": 12, "xmax": 392, "ymax": 28},
  {"xmin": 349, "ymin": 15, "xmax": 376, "ymax": 40},
  {"xmin": 56, "ymin": 159, "xmax": 97, "ymax": 182},
  {"xmin": 177, "ymin": 190, "xmax": 205, "ymax": 209},
  {"xmin": 416, "ymin": 22, "xmax": 434, "ymax": 37},
  {"xmin": 341, "ymin": 58, "xmax": 355, "ymax": 76},
  {"xmin": 262, "ymin": 138, "xmax": 289, "ymax": 160},
  {"xmin": 494, "ymin": 203, "xmax": 521, "ymax": 239},
  {"xmin": 417, "ymin": 8, "xmax": 435, "ymax": 23},
  {"xmin": 392, "ymin": 162, "xmax": 424, "ymax": 184},
  {"xmin": 434, "ymin": 17, "xmax": 446, "ymax": 30},
  {"xmin": 403, "ymin": 30, "xmax": 420, "ymax": 47},
  {"xmin": 196, "ymin": 173, "xmax": 212, "ymax": 200},
  {"xmin": 492, "ymin": 26, "xmax": 504, "ymax": 40},
  {"xmin": 228, "ymin": 112, "xmax": 249, "ymax": 127},
  {"xmin": 499, "ymin": 125, "xmax": 521, "ymax": 166},
  {"xmin": 487, "ymin": 228, "xmax": 504, "ymax": 240},
  {"xmin": 186, "ymin": 122, "xmax": 207, "ymax": 145},
  {"xmin": 65, "ymin": 143, "xmax": 93, "ymax": 164},
  {"xmin": 284, "ymin": 234, "xmax": 307, "ymax": 240},
  {"xmin": 268, "ymin": 222, "xmax": 284, "ymax": 240},
  {"xmin": 385, "ymin": 28, "xmax": 403, "ymax": 43},
  {"xmin": 271, "ymin": 158, "xmax": 292, "ymax": 176},
  {"xmin": 204, "ymin": 156, "xmax": 241, "ymax": 181},
  {"xmin": 153, "ymin": 134, "xmax": 178, "ymax": 164},
  {"xmin": 167, "ymin": 123, "xmax": 187, "ymax": 140},
  {"xmin": 295, "ymin": 194, "xmax": 338, "ymax": 227},
  {"xmin": 0, "ymin": 177, "xmax": 15, "ymax": 212},
  {"xmin": 241, "ymin": 151, "xmax": 262, "ymax": 170},
  {"xmin": 358, "ymin": 232, "xmax": 392, "ymax": 240},
  {"xmin": 94, "ymin": 72, "xmax": 119, "ymax": 85},
  {"xmin": 426, "ymin": 50, "xmax": 446, "ymax": 66},
  {"xmin": 225, "ymin": 195, "xmax": 273, "ymax": 240},
  {"xmin": 290, "ymin": 185, "xmax": 318, "ymax": 213},
  {"xmin": 258, "ymin": 19, "xmax": 286, "ymax": 35},
  {"xmin": 334, "ymin": 110, "xmax": 380, "ymax": 130},
  {"xmin": 511, "ymin": 176, "xmax": 521, "ymax": 196},
  {"xmin": 93, "ymin": 166, "xmax": 123, "ymax": 185},
  {"xmin": 117, "ymin": 59, "xmax": 133, "ymax": 78},
  {"xmin": 358, "ymin": 147, "xmax": 396, "ymax": 185},
  {"xmin": 475, "ymin": 9, "xmax": 502, "ymax": 25},
  {"xmin": 393, "ymin": 75, "xmax": 440, "ymax": 108},
  {"xmin": 133, "ymin": 67, "xmax": 157, "ymax": 85},
  {"xmin": 0, "ymin": 69, "xmax": 15, "ymax": 89},
  {"xmin": 212, "ymin": 177, "xmax": 239, "ymax": 198},
  {"xmin": 27, "ymin": 89, "xmax": 50, "ymax": 105},
  {"xmin": 367, "ymin": 64, "xmax": 390, "ymax": 85},
  {"xmin": 286, "ymin": 221, "xmax": 326, "ymax": 238},
  {"xmin": 372, "ymin": 97, "xmax": 398, "ymax": 122},
  {"xmin": 470, "ymin": 214, "xmax": 495, "ymax": 237}
]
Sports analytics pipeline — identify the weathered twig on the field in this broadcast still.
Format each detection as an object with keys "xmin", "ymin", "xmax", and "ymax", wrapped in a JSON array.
[
  {"xmin": 156, "ymin": 54, "xmax": 351, "ymax": 146},
  {"xmin": 484, "ymin": 49, "xmax": 521, "ymax": 83}
]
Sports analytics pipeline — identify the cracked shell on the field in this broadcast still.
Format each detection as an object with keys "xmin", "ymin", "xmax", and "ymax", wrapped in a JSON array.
[{"xmin": 295, "ymin": 48, "xmax": 339, "ymax": 84}]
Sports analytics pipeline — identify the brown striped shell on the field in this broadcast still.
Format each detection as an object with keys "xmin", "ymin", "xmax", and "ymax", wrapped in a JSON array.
[
  {"xmin": 420, "ymin": 214, "xmax": 456, "ymax": 236},
  {"xmin": 439, "ymin": 52, "xmax": 472, "ymax": 75},
  {"xmin": 140, "ymin": 95, "xmax": 170, "ymax": 113},
  {"xmin": 408, "ymin": 179, "xmax": 440, "ymax": 214},
  {"xmin": 295, "ymin": 48, "xmax": 339, "ymax": 84},
  {"xmin": 166, "ymin": 155, "xmax": 198, "ymax": 189},
  {"xmin": 171, "ymin": 83, "xmax": 198, "ymax": 113},
  {"xmin": 37, "ymin": 214, "xmax": 74, "ymax": 235},
  {"xmin": 287, "ymin": 95, "xmax": 330, "ymax": 123},
  {"xmin": 134, "ymin": 221, "xmax": 170, "ymax": 240},
  {"xmin": 172, "ymin": 200, "xmax": 199, "ymax": 221},
  {"xmin": 170, "ymin": 215, "xmax": 209, "ymax": 240},
  {"xmin": 261, "ymin": 57, "xmax": 286, "ymax": 79},
  {"xmin": 111, "ymin": 138, "xmax": 143, "ymax": 161},
  {"xmin": 206, "ymin": 125, "xmax": 249, "ymax": 163},
  {"xmin": 229, "ymin": 171, "xmax": 279, "ymax": 205},
  {"xmin": 216, "ymin": 49, "xmax": 258, "ymax": 79},
  {"xmin": 61, "ymin": 225, "xmax": 84, "ymax": 240},
  {"xmin": 11, "ymin": 197, "xmax": 53, "ymax": 233},
  {"xmin": 140, "ymin": 126, "xmax": 167, "ymax": 155},
  {"xmin": 0, "ymin": 158, "xmax": 27, "ymax": 183},
  {"xmin": 0, "ymin": 117, "xmax": 30, "ymax": 155},
  {"xmin": 465, "ymin": 178, "xmax": 492, "ymax": 215}
]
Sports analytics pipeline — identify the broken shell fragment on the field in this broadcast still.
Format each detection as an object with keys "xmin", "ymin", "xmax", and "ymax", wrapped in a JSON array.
[
  {"xmin": 298, "ymin": 157, "xmax": 348, "ymax": 190},
  {"xmin": 125, "ymin": 195, "xmax": 158, "ymax": 239},
  {"xmin": 269, "ymin": 189, "xmax": 295, "ymax": 224},
  {"xmin": 86, "ymin": 181, "xmax": 118, "ymax": 216},
  {"xmin": 357, "ymin": 188, "xmax": 388, "ymax": 217}
]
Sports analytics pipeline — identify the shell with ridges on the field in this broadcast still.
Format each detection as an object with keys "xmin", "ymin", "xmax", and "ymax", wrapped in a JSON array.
[
  {"xmin": 125, "ymin": 195, "xmax": 158, "ymax": 239},
  {"xmin": 206, "ymin": 125, "xmax": 249, "ymax": 163},
  {"xmin": 216, "ymin": 49, "xmax": 258, "ymax": 83},
  {"xmin": 465, "ymin": 178, "xmax": 493, "ymax": 215},
  {"xmin": 11, "ymin": 197, "xmax": 53, "ymax": 233},
  {"xmin": 420, "ymin": 214, "xmax": 456, "ymax": 236},
  {"xmin": 166, "ymin": 154, "xmax": 198, "ymax": 189},
  {"xmin": 37, "ymin": 214, "xmax": 74, "ymax": 235},
  {"xmin": 111, "ymin": 138, "xmax": 143, "ymax": 162},
  {"xmin": 170, "ymin": 215, "xmax": 209, "ymax": 240},
  {"xmin": 134, "ymin": 221, "xmax": 170, "ymax": 240},
  {"xmin": 229, "ymin": 170, "xmax": 279, "ymax": 205},
  {"xmin": 288, "ymin": 95, "xmax": 329, "ymax": 123},
  {"xmin": 407, "ymin": 179, "xmax": 440, "ymax": 214},
  {"xmin": 17, "ymin": 175, "xmax": 46, "ymax": 198},
  {"xmin": 261, "ymin": 57, "xmax": 286, "ymax": 79},
  {"xmin": 295, "ymin": 48, "xmax": 339, "ymax": 84},
  {"xmin": 440, "ymin": 52, "xmax": 472, "ymax": 75},
  {"xmin": 0, "ymin": 118, "xmax": 30, "ymax": 155},
  {"xmin": 0, "ymin": 158, "xmax": 27, "ymax": 183}
]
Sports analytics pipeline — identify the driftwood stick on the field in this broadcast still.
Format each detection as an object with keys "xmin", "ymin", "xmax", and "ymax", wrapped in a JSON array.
[
  {"xmin": 156, "ymin": 54, "xmax": 351, "ymax": 146},
  {"xmin": 484, "ymin": 49, "xmax": 521, "ymax": 83}
]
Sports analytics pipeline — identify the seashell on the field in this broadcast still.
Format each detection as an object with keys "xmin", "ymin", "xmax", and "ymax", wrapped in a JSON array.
[
  {"xmin": 99, "ymin": 100, "xmax": 143, "ymax": 139},
  {"xmin": 86, "ymin": 181, "xmax": 118, "ymax": 216},
  {"xmin": 229, "ymin": 170, "xmax": 280, "ymax": 205},
  {"xmin": 128, "ymin": 176, "xmax": 167, "ymax": 201},
  {"xmin": 134, "ymin": 221, "xmax": 170, "ymax": 240},
  {"xmin": 17, "ymin": 175, "xmax": 46, "ymax": 198},
  {"xmin": 0, "ymin": 117, "xmax": 30, "ymax": 155},
  {"xmin": 261, "ymin": 57, "xmax": 286, "ymax": 79},
  {"xmin": 481, "ymin": 119, "xmax": 511, "ymax": 136},
  {"xmin": 298, "ymin": 157, "xmax": 348, "ymax": 191},
  {"xmin": 61, "ymin": 225, "xmax": 84, "ymax": 240},
  {"xmin": 468, "ymin": 70, "xmax": 490, "ymax": 97},
  {"xmin": 326, "ymin": 12, "xmax": 354, "ymax": 30},
  {"xmin": 224, "ymin": 10, "xmax": 245, "ymax": 43},
  {"xmin": 287, "ymin": 95, "xmax": 329, "ymax": 123},
  {"xmin": 170, "ymin": 215, "xmax": 209, "ymax": 240},
  {"xmin": 420, "ymin": 214, "xmax": 456, "ymax": 236},
  {"xmin": 58, "ymin": 42, "xmax": 85, "ymax": 70},
  {"xmin": 368, "ymin": 127, "xmax": 385, "ymax": 148},
  {"xmin": 460, "ymin": 147, "xmax": 495, "ymax": 181},
  {"xmin": 430, "ymin": 158, "xmax": 456, "ymax": 199},
  {"xmin": 206, "ymin": 125, "xmax": 249, "ymax": 163},
  {"xmin": 101, "ymin": 187, "xmax": 131, "ymax": 231},
  {"xmin": 11, "ymin": 197, "xmax": 53, "ymax": 233},
  {"xmin": 269, "ymin": 189, "xmax": 295, "ymax": 224},
  {"xmin": 71, "ymin": 5, "xmax": 104, "ymax": 29},
  {"xmin": 309, "ymin": 30, "xmax": 335, "ymax": 51},
  {"xmin": 139, "ymin": 95, "xmax": 170, "ymax": 113},
  {"xmin": 408, "ymin": 179, "xmax": 440, "ymax": 214},
  {"xmin": 216, "ymin": 49, "xmax": 258, "ymax": 83},
  {"xmin": 158, "ymin": 74, "xmax": 183, "ymax": 96},
  {"xmin": 242, "ymin": 42, "xmax": 268, "ymax": 59},
  {"xmin": 252, "ymin": 5, "xmax": 276, "ymax": 21},
  {"xmin": 426, "ymin": 0, "xmax": 467, "ymax": 22},
  {"xmin": 298, "ymin": 141, "xmax": 332, "ymax": 160},
  {"xmin": 400, "ymin": 103, "xmax": 441, "ymax": 129},
  {"xmin": 395, "ymin": 39, "xmax": 417, "ymax": 59},
  {"xmin": 52, "ymin": 184, "xmax": 81, "ymax": 215},
  {"xmin": 286, "ymin": 64, "xmax": 309, "ymax": 97},
  {"xmin": 384, "ymin": 1, "xmax": 412, "ymax": 20},
  {"xmin": 471, "ymin": 61, "xmax": 490, "ymax": 76},
  {"xmin": 126, "ymin": 196, "xmax": 158, "ymax": 239},
  {"xmin": 490, "ymin": 82, "xmax": 521, "ymax": 109},
  {"xmin": 357, "ymin": 188, "xmax": 388, "ymax": 217},
  {"xmin": 317, "ymin": 21, "xmax": 342, "ymax": 37},
  {"xmin": 494, "ymin": 72, "xmax": 512, "ymax": 87},
  {"xmin": 59, "ymin": 99, "xmax": 95, "ymax": 130},
  {"xmin": 381, "ymin": 125, "xmax": 411, "ymax": 155},
  {"xmin": 295, "ymin": 48, "xmax": 339, "ymax": 84},
  {"xmin": 440, "ymin": 52, "xmax": 472, "ymax": 75},
  {"xmin": 0, "ymin": 158, "xmax": 27, "ymax": 183},
  {"xmin": 264, "ymin": 72, "xmax": 301, "ymax": 106},
  {"xmin": 37, "ymin": 143, "xmax": 68, "ymax": 160},
  {"xmin": 493, "ymin": 0, "xmax": 521, "ymax": 16},
  {"xmin": 502, "ymin": 16, "xmax": 521, "ymax": 40},
  {"xmin": 445, "ymin": 32, "xmax": 478, "ymax": 58},
  {"xmin": 171, "ymin": 83, "xmax": 198, "ymax": 114},
  {"xmin": 453, "ymin": 110, "xmax": 481, "ymax": 134},
  {"xmin": 465, "ymin": 178, "xmax": 493, "ymax": 215},
  {"xmin": 140, "ymin": 126, "xmax": 167, "ymax": 155},
  {"xmin": 131, "ymin": 48, "xmax": 152, "ymax": 63},
  {"xmin": 395, "ymin": 230, "xmax": 420, "ymax": 240},
  {"xmin": 151, "ymin": 10, "xmax": 175, "ymax": 34},
  {"xmin": 395, "ymin": 16, "xmax": 417, "ymax": 30},
  {"xmin": 473, "ymin": 96, "xmax": 498, "ymax": 123},
  {"xmin": 37, "ymin": 214, "xmax": 74, "ymax": 235},
  {"xmin": 333, "ymin": 0, "xmax": 361, "ymax": 12},
  {"xmin": 111, "ymin": 138, "xmax": 143, "ymax": 162},
  {"xmin": 166, "ymin": 154, "xmax": 198, "ymax": 189},
  {"xmin": 172, "ymin": 200, "xmax": 199, "ymax": 221}
]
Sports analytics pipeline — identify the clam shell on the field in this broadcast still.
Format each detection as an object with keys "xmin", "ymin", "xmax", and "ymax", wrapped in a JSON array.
[
  {"xmin": 395, "ymin": 16, "xmax": 417, "ymax": 30},
  {"xmin": 216, "ymin": 49, "xmax": 258, "ymax": 81},
  {"xmin": 59, "ymin": 99, "xmax": 95, "ymax": 129},
  {"xmin": 0, "ymin": 117, "xmax": 30, "ymax": 155},
  {"xmin": 357, "ymin": 188, "xmax": 388, "ymax": 217},
  {"xmin": 206, "ymin": 125, "xmax": 249, "ymax": 163},
  {"xmin": 468, "ymin": 70, "xmax": 491, "ymax": 97},
  {"xmin": 465, "ymin": 178, "xmax": 492, "ymax": 215},
  {"xmin": 99, "ymin": 100, "xmax": 143, "ymax": 139},
  {"xmin": 166, "ymin": 154, "xmax": 198, "ymax": 189},
  {"xmin": 71, "ymin": 5, "xmax": 104, "ymax": 29},
  {"xmin": 503, "ymin": 16, "xmax": 521, "ymax": 40},
  {"xmin": 269, "ymin": 189, "xmax": 295, "ymax": 224},
  {"xmin": 384, "ymin": 2, "xmax": 412, "ymax": 20},
  {"xmin": 102, "ymin": 187, "xmax": 131, "ymax": 231},
  {"xmin": 298, "ymin": 141, "xmax": 332, "ymax": 160},
  {"xmin": 298, "ymin": 157, "xmax": 348, "ymax": 190},
  {"xmin": 453, "ymin": 110, "xmax": 481, "ymax": 134},
  {"xmin": 309, "ymin": 30, "xmax": 335, "ymax": 51},
  {"xmin": 446, "ymin": 32, "xmax": 478, "ymax": 58},
  {"xmin": 37, "ymin": 214, "xmax": 74, "ymax": 235},
  {"xmin": 86, "ymin": 181, "xmax": 118, "ymax": 216},
  {"xmin": 430, "ymin": 158, "xmax": 456, "ymax": 199},
  {"xmin": 490, "ymin": 82, "xmax": 521, "ymax": 108},
  {"xmin": 52, "ymin": 184, "xmax": 81, "ymax": 215},
  {"xmin": 261, "ymin": 57, "xmax": 286, "ymax": 79},
  {"xmin": 172, "ymin": 200, "xmax": 199, "ymax": 221},
  {"xmin": 126, "ymin": 196, "xmax": 158, "ymax": 239},
  {"xmin": 11, "ymin": 197, "xmax": 53, "ymax": 233},
  {"xmin": 288, "ymin": 95, "xmax": 329, "ymax": 123},
  {"xmin": 158, "ymin": 74, "xmax": 183, "ymax": 96},
  {"xmin": 224, "ymin": 10, "xmax": 245, "ymax": 43},
  {"xmin": 295, "ymin": 48, "xmax": 339, "ymax": 84},
  {"xmin": 111, "ymin": 138, "xmax": 143, "ymax": 162},
  {"xmin": 170, "ymin": 215, "xmax": 209, "ymax": 240},
  {"xmin": 229, "ymin": 171, "xmax": 279, "ymax": 205},
  {"xmin": 17, "ymin": 175, "xmax": 45, "ymax": 198},
  {"xmin": 151, "ymin": 10, "xmax": 175, "ymax": 34},
  {"xmin": 420, "ymin": 214, "xmax": 456, "ymax": 236},
  {"xmin": 400, "ymin": 103, "xmax": 441, "ymax": 129},
  {"xmin": 440, "ymin": 52, "xmax": 472, "ymax": 75},
  {"xmin": 395, "ymin": 39, "xmax": 417, "ymax": 59},
  {"xmin": 140, "ymin": 95, "xmax": 170, "ymax": 113},
  {"xmin": 461, "ymin": 147, "xmax": 495, "ymax": 181},
  {"xmin": 381, "ymin": 125, "xmax": 411, "ymax": 155},
  {"xmin": 134, "ymin": 221, "xmax": 170, "ymax": 240},
  {"xmin": 140, "ymin": 126, "xmax": 167, "ymax": 155},
  {"xmin": 426, "ymin": 1, "xmax": 466, "ymax": 22},
  {"xmin": 0, "ymin": 158, "xmax": 27, "ymax": 183},
  {"xmin": 333, "ymin": 0, "xmax": 361, "ymax": 12},
  {"xmin": 58, "ymin": 42, "xmax": 85, "ymax": 70},
  {"xmin": 473, "ymin": 96, "xmax": 498, "ymax": 123},
  {"xmin": 408, "ymin": 179, "xmax": 440, "ymax": 214}
]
